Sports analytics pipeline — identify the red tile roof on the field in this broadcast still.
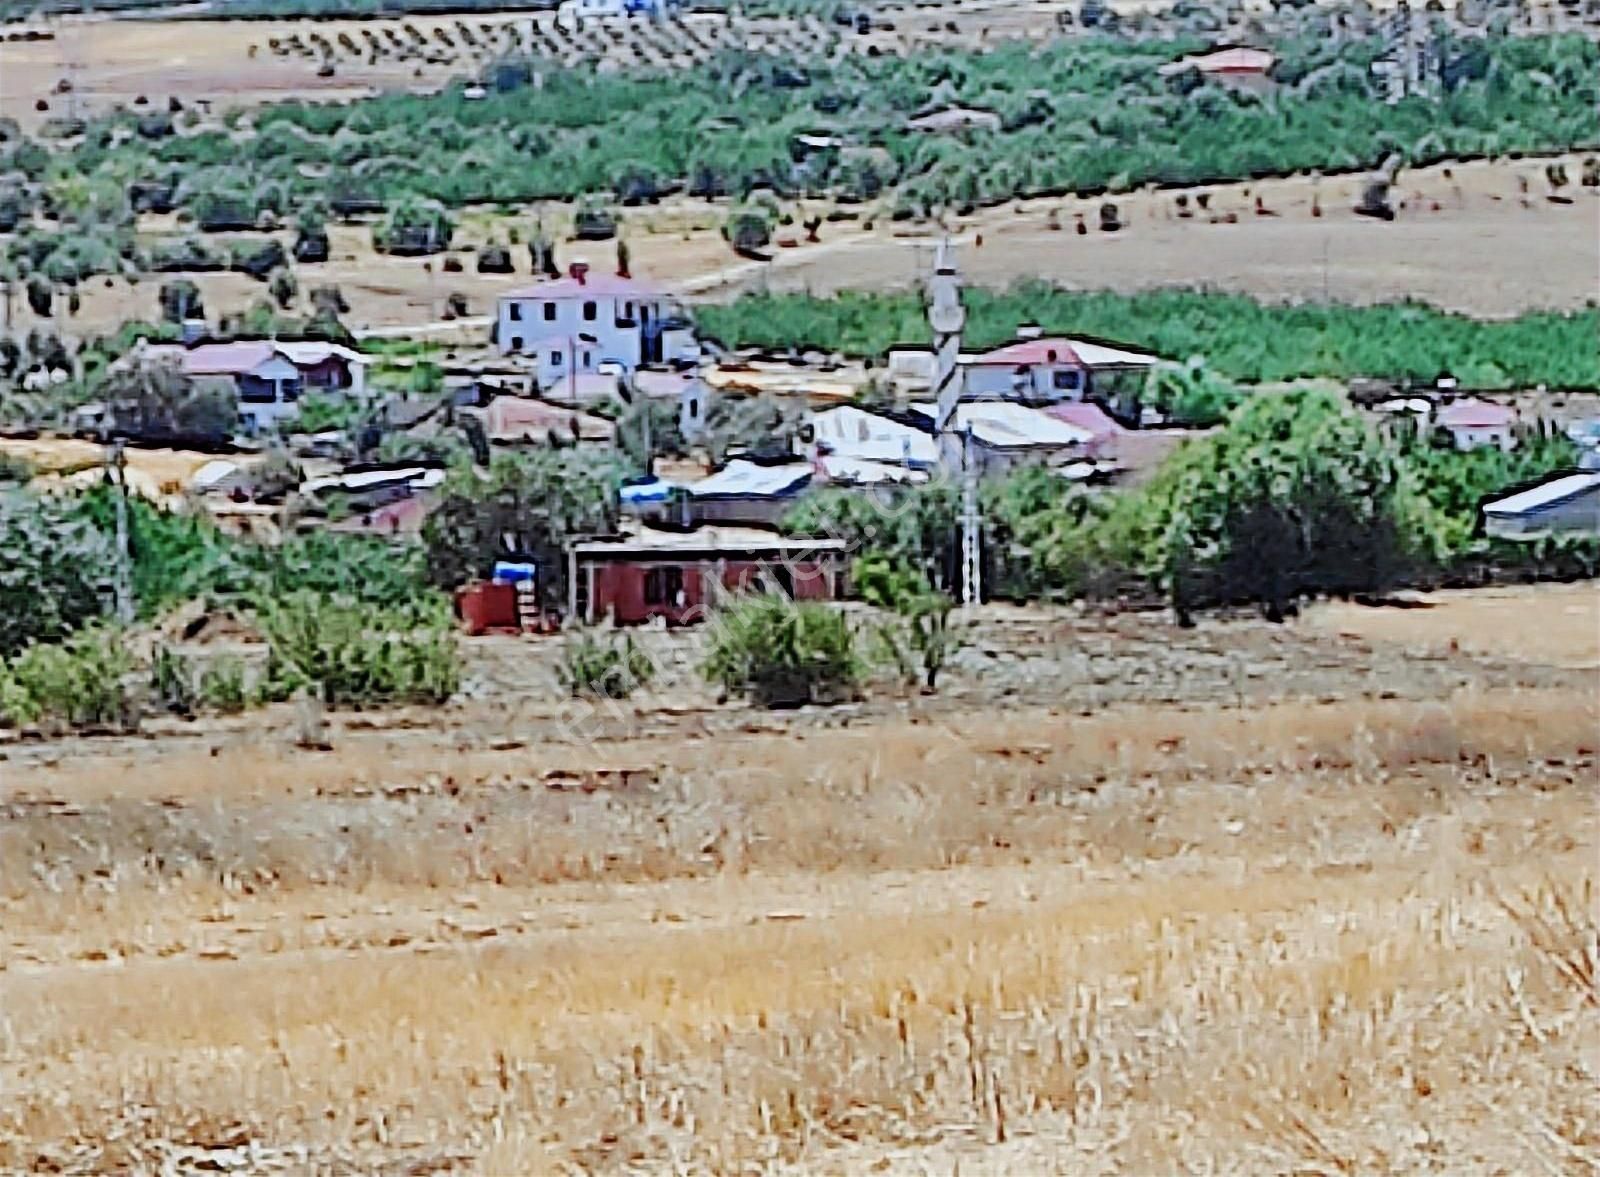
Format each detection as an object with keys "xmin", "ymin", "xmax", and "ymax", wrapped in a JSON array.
[
  {"xmin": 1436, "ymin": 399, "xmax": 1516, "ymax": 430},
  {"xmin": 969, "ymin": 338, "xmax": 1086, "ymax": 367},
  {"xmin": 479, "ymin": 395, "xmax": 616, "ymax": 443},
  {"xmin": 146, "ymin": 341, "xmax": 278, "ymax": 376},
  {"xmin": 501, "ymin": 273, "xmax": 659, "ymax": 300},
  {"xmin": 1043, "ymin": 401, "xmax": 1121, "ymax": 440}
]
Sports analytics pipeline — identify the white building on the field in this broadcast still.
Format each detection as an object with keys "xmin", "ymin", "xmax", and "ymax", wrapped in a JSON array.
[
  {"xmin": 495, "ymin": 265, "xmax": 697, "ymax": 388},
  {"xmin": 958, "ymin": 336, "xmax": 1158, "ymax": 400},
  {"xmin": 1435, "ymin": 399, "xmax": 1517, "ymax": 451},
  {"xmin": 140, "ymin": 339, "xmax": 370, "ymax": 432},
  {"xmin": 804, "ymin": 405, "xmax": 941, "ymax": 467},
  {"xmin": 885, "ymin": 335, "xmax": 1158, "ymax": 402}
]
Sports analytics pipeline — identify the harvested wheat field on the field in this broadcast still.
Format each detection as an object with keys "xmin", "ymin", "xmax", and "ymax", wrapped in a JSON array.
[{"xmin": 2, "ymin": 595, "xmax": 1598, "ymax": 1174}]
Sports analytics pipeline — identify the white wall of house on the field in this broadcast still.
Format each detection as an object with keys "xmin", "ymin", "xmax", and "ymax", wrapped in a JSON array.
[
  {"xmin": 236, "ymin": 356, "xmax": 305, "ymax": 431},
  {"xmin": 1448, "ymin": 424, "xmax": 1516, "ymax": 452},
  {"xmin": 962, "ymin": 362, "xmax": 1085, "ymax": 400},
  {"xmin": 498, "ymin": 292, "xmax": 661, "ymax": 378}
]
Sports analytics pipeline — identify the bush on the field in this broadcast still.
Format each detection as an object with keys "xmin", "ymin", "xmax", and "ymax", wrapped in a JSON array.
[
  {"xmin": 855, "ymin": 555, "xmax": 961, "ymax": 691},
  {"xmin": 257, "ymin": 591, "xmax": 460, "ymax": 707},
  {"xmin": 0, "ymin": 490, "xmax": 117, "ymax": 658},
  {"xmin": 558, "ymin": 630, "xmax": 653, "ymax": 699},
  {"xmin": 198, "ymin": 655, "xmax": 250, "ymax": 714},
  {"xmin": 0, "ymin": 626, "xmax": 133, "ymax": 731},
  {"xmin": 704, "ymin": 594, "xmax": 860, "ymax": 707}
]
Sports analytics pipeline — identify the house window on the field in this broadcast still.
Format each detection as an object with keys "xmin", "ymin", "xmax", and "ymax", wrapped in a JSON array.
[
  {"xmin": 508, "ymin": 302, "xmax": 523, "ymax": 322},
  {"xmin": 543, "ymin": 302, "xmax": 557, "ymax": 321},
  {"xmin": 550, "ymin": 351, "xmax": 563, "ymax": 368},
  {"xmin": 582, "ymin": 350, "xmax": 593, "ymax": 368},
  {"xmin": 1052, "ymin": 369, "xmax": 1081, "ymax": 392},
  {"xmin": 644, "ymin": 565, "xmax": 684, "ymax": 606},
  {"xmin": 509, "ymin": 336, "xmax": 524, "ymax": 352},
  {"xmin": 582, "ymin": 300, "xmax": 597, "ymax": 322}
]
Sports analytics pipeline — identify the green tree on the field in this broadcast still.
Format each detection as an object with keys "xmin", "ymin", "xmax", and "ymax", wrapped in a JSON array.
[
  {"xmin": 0, "ymin": 491, "xmax": 117, "ymax": 657},
  {"xmin": 1106, "ymin": 388, "xmax": 1435, "ymax": 621},
  {"xmin": 421, "ymin": 450, "xmax": 621, "ymax": 607}
]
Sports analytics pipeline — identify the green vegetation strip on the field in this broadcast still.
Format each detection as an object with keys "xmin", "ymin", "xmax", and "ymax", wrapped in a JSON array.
[
  {"xmin": 697, "ymin": 285, "xmax": 1600, "ymax": 389},
  {"xmin": 3, "ymin": 33, "xmax": 1595, "ymax": 286}
]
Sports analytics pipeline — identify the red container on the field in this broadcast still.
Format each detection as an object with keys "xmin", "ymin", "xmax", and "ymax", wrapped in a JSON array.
[{"xmin": 455, "ymin": 582, "xmax": 519, "ymax": 635}]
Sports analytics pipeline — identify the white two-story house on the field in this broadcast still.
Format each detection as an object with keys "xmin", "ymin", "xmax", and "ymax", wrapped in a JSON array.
[{"xmin": 496, "ymin": 264, "xmax": 697, "ymax": 390}]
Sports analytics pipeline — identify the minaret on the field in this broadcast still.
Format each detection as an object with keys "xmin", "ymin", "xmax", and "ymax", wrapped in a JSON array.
[
  {"xmin": 928, "ymin": 240, "xmax": 965, "ymax": 435},
  {"xmin": 926, "ymin": 241, "xmax": 980, "ymax": 607}
]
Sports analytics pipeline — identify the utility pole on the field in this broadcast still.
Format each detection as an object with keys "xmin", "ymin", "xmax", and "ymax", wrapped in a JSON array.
[
  {"xmin": 107, "ymin": 439, "xmax": 133, "ymax": 624},
  {"xmin": 927, "ymin": 240, "xmax": 979, "ymax": 608}
]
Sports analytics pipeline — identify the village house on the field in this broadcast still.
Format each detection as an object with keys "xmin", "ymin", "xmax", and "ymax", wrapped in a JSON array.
[
  {"xmin": 463, "ymin": 394, "xmax": 617, "ymax": 447},
  {"xmin": 494, "ymin": 264, "xmax": 698, "ymax": 388},
  {"xmin": 565, "ymin": 523, "xmax": 848, "ymax": 626},
  {"xmin": 885, "ymin": 333, "xmax": 1158, "ymax": 408},
  {"xmin": 906, "ymin": 401, "xmax": 1095, "ymax": 471},
  {"xmin": 683, "ymin": 458, "xmax": 813, "ymax": 528},
  {"xmin": 803, "ymin": 404, "xmax": 941, "ymax": 468},
  {"xmin": 1157, "ymin": 46, "xmax": 1278, "ymax": 93},
  {"xmin": 140, "ymin": 340, "xmax": 371, "ymax": 432},
  {"xmin": 1435, "ymin": 398, "xmax": 1518, "ymax": 451}
]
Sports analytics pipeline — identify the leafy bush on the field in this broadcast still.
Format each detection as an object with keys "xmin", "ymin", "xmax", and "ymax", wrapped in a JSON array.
[
  {"xmin": 1098, "ymin": 388, "xmax": 1433, "ymax": 620},
  {"xmin": 197, "ymin": 655, "xmax": 250, "ymax": 714},
  {"xmin": 857, "ymin": 555, "xmax": 960, "ymax": 692},
  {"xmin": 558, "ymin": 630, "xmax": 654, "ymax": 699},
  {"xmin": 257, "ymin": 592, "xmax": 460, "ymax": 707},
  {"xmin": 704, "ymin": 594, "xmax": 860, "ymax": 707},
  {"xmin": 0, "ymin": 490, "xmax": 116, "ymax": 658},
  {"xmin": 0, "ymin": 626, "xmax": 133, "ymax": 731}
]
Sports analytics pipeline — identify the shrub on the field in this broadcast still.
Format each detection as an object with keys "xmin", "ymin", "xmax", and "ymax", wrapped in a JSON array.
[
  {"xmin": 198, "ymin": 655, "xmax": 250, "ymax": 714},
  {"xmin": 0, "ymin": 626, "xmax": 133, "ymax": 731},
  {"xmin": 856, "ymin": 555, "xmax": 961, "ymax": 692},
  {"xmin": 257, "ymin": 592, "xmax": 460, "ymax": 708},
  {"xmin": 559, "ymin": 630, "xmax": 654, "ymax": 699},
  {"xmin": 704, "ymin": 594, "xmax": 860, "ymax": 708},
  {"xmin": 0, "ymin": 490, "xmax": 117, "ymax": 658}
]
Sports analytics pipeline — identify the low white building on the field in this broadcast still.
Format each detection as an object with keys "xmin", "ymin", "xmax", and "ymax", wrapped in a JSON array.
[
  {"xmin": 495, "ymin": 265, "xmax": 697, "ymax": 388},
  {"xmin": 1436, "ymin": 399, "xmax": 1517, "ymax": 451},
  {"xmin": 907, "ymin": 400, "xmax": 1094, "ymax": 470},
  {"xmin": 959, "ymin": 336, "xmax": 1159, "ymax": 401},
  {"xmin": 140, "ymin": 339, "xmax": 371, "ymax": 432},
  {"xmin": 1484, "ymin": 472, "xmax": 1600, "ymax": 539},
  {"xmin": 804, "ymin": 405, "xmax": 940, "ymax": 467},
  {"xmin": 886, "ymin": 335, "xmax": 1158, "ymax": 403}
]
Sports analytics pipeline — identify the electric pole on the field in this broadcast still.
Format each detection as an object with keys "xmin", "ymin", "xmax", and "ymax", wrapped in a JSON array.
[
  {"xmin": 107, "ymin": 439, "xmax": 133, "ymax": 624},
  {"xmin": 927, "ymin": 240, "xmax": 979, "ymax": 608}
]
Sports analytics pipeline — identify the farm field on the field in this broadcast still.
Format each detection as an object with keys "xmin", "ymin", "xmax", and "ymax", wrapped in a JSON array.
[
  {"xmin": 2, "ymin": 585, "xmax": 1597, "ymax": 1173},
  {"xmin": 9, "ymin": 154, "xmax": 1597, "ymax": 343},
  {"xmin": 0, "ymin": 0, "xmax": 1080, "ymax": 133}
]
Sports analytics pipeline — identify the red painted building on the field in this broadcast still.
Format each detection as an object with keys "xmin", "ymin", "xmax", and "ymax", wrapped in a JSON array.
[{"xmin": 566, "ymin": 525, "xmax": 848, "ymax": 625}]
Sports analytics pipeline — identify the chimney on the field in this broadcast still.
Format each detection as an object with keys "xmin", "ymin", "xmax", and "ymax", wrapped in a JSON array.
[{"xmin": 569, "ymin": 261, "xmax": 590, "ymax": 285}]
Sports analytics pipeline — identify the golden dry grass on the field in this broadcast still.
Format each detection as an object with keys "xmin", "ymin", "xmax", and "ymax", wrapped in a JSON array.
[
  {"xmin": 1307, "ymin": 583, "xmax": 1600, "ymax": 670},
  {"xmin": 2, "ymin": 682, "xmax": 1597, "ymax": 1173}
]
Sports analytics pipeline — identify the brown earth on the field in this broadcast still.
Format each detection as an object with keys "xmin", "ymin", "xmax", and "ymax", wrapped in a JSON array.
[
  {"xmin": 8, "ymin": 154, "xmax": 1595, "ymax": 349},
  {"xmin": 2, "ymin": 584, "xmax": 1597, "ymax": 1173}
]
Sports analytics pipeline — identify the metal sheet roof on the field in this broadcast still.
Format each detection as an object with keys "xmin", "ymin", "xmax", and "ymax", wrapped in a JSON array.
[
  {"xmin": 687, "ymin": 460, "xmax": 812, "ymax": 499},
  {"xmin": 907, "ymin": 402, "xmax": 1095, "ymax": 449},
  {"xmin": 1483, "ymin": 473, "xmax": 1600, "ymax": 516}
]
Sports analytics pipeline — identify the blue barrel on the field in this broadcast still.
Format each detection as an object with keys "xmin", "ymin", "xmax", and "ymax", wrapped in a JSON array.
[{"xmin": 492, "ymin": 562, "xmax": 537, "ymax": 585}]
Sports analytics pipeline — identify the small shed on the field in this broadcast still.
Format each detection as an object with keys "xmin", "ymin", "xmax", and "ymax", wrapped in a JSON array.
[
  {"xmin": 684, "ymin": 459, "xmax": 813, "ymax": 527},
  {"xmin": 1483, "ymin": 473, "xmax": 1600, "ymax": 539},
  {"xmin": 566, "ymin": 524, "xmax": 848, "ymax": 625},
  {"xmin": 1437, "ymin": 399, "xmax": 1517, "ymax": 452}
]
